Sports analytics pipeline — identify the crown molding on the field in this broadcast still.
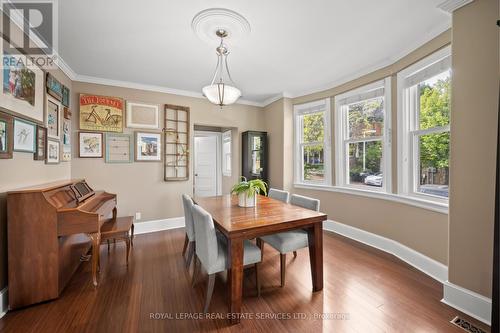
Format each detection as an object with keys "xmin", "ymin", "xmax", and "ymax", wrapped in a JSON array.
[
  {"xmin": 73, "ymin": 74, "xmax": 264, "ymax": 107},
  {"xmin": 437, "ymin": 0, "xmax": 474, "ymax": 13}
]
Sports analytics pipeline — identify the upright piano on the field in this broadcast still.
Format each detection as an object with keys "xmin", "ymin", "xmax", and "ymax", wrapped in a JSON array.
[{"xmin": 7, "ymin": 179, "xmax": 117, "ymax": 309}]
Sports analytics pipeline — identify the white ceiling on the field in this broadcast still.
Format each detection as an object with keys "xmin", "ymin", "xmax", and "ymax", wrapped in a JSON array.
[{"xmin": 58, "ymin": 0, "xmax": 451, "ymax": 106}]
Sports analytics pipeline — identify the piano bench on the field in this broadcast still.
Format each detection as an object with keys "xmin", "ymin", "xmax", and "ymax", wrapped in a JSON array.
[{"xmin": 100, "ymin": 216, "xmax": 134, "ymax": 265}]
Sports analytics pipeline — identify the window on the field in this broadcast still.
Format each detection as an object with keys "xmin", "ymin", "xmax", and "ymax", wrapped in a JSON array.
[
  {"xmin": 335, "ymin": 78, "xmax": 391, "ymax": 192},
  {"xmin": 222, "ymin": 130, "xmax": 231, "ymax": 176},
  {"xmin": 294, "ymin": 99, "xmax": 331, "ymax": 185},
  {"xmin": 398, "ymin": 47, "xmax": 451, "ymax": 200}
]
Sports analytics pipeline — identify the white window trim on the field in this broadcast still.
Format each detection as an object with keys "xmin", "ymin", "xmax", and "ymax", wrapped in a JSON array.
[
  {"xmin": 334, "ymin": 78, "xmax": 392, "ymax": 193},
  {"xmin": 397, "ymin": 46, "xmax": 451, "ymax": 205},
  {"xmin": 222, "ymin": 130, "xmax": 231, "ymax": 177},
  {"xmin": 294, "ymin": 98, "xmax": 332, "ymax": 186}
]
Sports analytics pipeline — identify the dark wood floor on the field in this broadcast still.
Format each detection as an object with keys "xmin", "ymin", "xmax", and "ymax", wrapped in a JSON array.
[{"xmin": 0, "ymin": 228, "xmax": 490, "ymax": 333}]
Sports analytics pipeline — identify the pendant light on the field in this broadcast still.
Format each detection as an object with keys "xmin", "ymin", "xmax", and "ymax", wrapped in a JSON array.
[{"xmin": 202, "ymin": 29, "xmax": 241, "ymax": 108}]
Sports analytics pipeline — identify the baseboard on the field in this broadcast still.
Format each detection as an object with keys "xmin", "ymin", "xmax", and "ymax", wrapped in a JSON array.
[
  {"xmin": 133, "ymin": 217, "xmax": 185, "ymax": 235},
  {"xmin": 442, "ymin": 281, "xmax": 492, "ymax": 325},
  {"xmin": 322, "ymin": 220, "xmax": 448, "ymax": 283},
  {"xmin": 0, "ymin": 287, "xmax": 7, "ymax": 319}
]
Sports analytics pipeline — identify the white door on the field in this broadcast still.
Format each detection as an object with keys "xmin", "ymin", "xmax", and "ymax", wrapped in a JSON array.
[{"xmin": 194, "ymin": 133, "xmax": 221, "ymax": 197}]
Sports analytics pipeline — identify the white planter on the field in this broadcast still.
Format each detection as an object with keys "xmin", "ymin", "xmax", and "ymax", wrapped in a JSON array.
[{"xmin": 238, "ymin": 192, "xmax": 257, "ymax": 207}]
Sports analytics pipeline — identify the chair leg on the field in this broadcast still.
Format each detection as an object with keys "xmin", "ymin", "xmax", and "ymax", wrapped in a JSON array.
[
  {"xmin": 257, "ymin": 238, "xmax": 264, "ymax": 261},
  {"xmin": 186, "ymin": 241, "xmax": 195, "ymax": 268},
  {"xmin": 125, "ymin": 237, "xmax": 131, "ymax": 265},
  {"xmin": 130, "ymin": 224, "xmax": 135, "ymax": 247},
  {"xmin": 293, "ymin": 251, "xmax": 297, "ymax": 258},
  {"xmin": 280, "ymin": 253, "xmax": 286, "ymax": 287},
  {"xmin": 255, "ymin": 263, "xmax": 261, "ymax": 297},
  {"xmin": 204, "ymin": 274, "xmax": 216, "ymax": 313},
  {"xmin": 192, "ymin": 255, "xmax": 200, "ymax": 287},
  {"xmin": 182, "ymin": 234, "xmax": 189, "ymax": 256}
]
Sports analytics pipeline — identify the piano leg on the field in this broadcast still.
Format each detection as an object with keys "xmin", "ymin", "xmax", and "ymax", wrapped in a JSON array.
[
  {"xmin": 112, "ymin": 207, "xmax": 117, "ymax": 220},
  {"xmin": 88, "ymin": 232, "xmax": 101, "ymax": 287}
]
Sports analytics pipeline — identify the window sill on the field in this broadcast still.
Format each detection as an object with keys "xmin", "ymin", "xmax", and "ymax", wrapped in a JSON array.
[{"xmin": 293, "ymin": 183, "xmax": 448, "ymax": 214}]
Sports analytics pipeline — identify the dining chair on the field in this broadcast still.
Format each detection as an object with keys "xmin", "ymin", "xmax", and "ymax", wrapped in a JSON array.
[
  {"xmin": 258, "ymin": 194, "xmax": 320, "ymax": 287},
  {"xmin": 181, "ymin": 194, "xmax": 196, "ymax": 268},
  {"xmin": 268, "ymin": 188, "xmax": 290, "ymax": 203},
  {"xmin": 191, "ymin": 205, "xmax": 262, "ymax": 313}
]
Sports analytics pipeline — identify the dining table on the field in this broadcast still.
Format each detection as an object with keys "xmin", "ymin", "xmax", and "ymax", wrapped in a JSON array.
[{"xmin": 193, "ymin": 194, "xmax": 328, "ymax": 324}]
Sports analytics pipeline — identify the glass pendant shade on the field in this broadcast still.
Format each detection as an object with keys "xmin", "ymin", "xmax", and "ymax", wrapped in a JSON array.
[{"xmin": 202, "ymin": 83, "xmax": 242, "ymax": 106}]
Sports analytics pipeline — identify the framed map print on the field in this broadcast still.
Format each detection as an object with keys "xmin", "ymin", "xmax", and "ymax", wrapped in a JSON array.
[
  {"xmin": 79, "ymin": 94, "xmax": 123, "ymax": 132},
  {"xmin": 79, "ymin": 132, "xmax": 103, "ymax": 158},
  {"xmin": 61, "ymin": 85, "xmax": 70, "ymax": 107},
  {"xmin": 46, "ymin": 73, "xmax": 62, "ymax": 101},
  {"xmin": 1, "ymin": 49, "xmax": 44, "ymax": 123},
  {"xmin": 46, "ymin": 97, "xmax": 60, "ymax": 139},
  {"xmin": 105, "ymin": 133, "xmax": 133, "ymax": 163},
  {"xmin": 0, "ymin": 112, "xmax": 13, "ymax": 159}
]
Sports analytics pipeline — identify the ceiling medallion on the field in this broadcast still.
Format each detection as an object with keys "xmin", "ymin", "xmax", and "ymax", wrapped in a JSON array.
[{"xmin": 191, "ymin": 8, "xmax": 251, "ymax": 45}]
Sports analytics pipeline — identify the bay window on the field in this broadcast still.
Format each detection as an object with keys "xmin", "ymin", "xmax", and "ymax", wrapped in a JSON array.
[
  {"xmin": 335, "ymin": 78, "xmax": 391, "ymax": 192},
  {"xmin": 294, "ymin": 99, "xmax": 331, "ymax": 185},
  {"xmin": 398, "ymin": 46, "xmax": 451, "ymax": 201}
]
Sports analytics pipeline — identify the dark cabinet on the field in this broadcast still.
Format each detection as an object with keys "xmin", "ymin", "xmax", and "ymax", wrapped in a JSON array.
[{"xmin": 242, "ymin": 131, "xmax": 268, "ymax": 183}]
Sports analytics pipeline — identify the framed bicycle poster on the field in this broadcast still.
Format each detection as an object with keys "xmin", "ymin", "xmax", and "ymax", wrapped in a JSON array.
[{"xmin": 79, "ymin": 94, "xmax": 123, "ymax": 132}]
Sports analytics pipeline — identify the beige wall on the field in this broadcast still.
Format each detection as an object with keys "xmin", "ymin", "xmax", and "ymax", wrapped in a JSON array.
[
  {"xmin": 0, "ymin": 68, "xmax": 72, "ymax": 290},
  {"xmin": 448, "ymin": 0, "xmax": 499, "ymax": 298},
  {"xmin": 71, "ymin": 82, "xmax": 265, "ymax": 221},
  {"xmin": 264, "ymin": 98, "xmax": 285, "ymax": 189},
  {"xmin": 265, "ymin": 31, "xmax": 452, "ymax": 265}
]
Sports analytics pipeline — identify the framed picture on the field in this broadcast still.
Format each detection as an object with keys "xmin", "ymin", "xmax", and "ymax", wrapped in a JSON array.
[
  {"xmin": 62, "ymin": 144, "xmax": 71, "ymax": 162},
  {"xmin": 61, "ymin": 85, "xmax": 70, "ymax": 107},
  {"xmin": 79, "ymin": 132, "xmax": 103, "ymax": 158},
  {"xmin": 164, "ymin": 104, "xmax": 190, "ymax": 181},
  {"xmin": 46, "ymin": 73, "xmax": 62, "ymax": 101},
  {"xmin": 105, "ymin": 133, "xmax": 133, "ymax": 163},
  {"xmin": 0, "ymin": 112, "xmax": 14, "ymax": 159},
  {"xmin": 79, "ymin": 94, "xmax": 123, "ymax": 132},
  {"xmin": 63, "ymin": 107, "xmax": 72, "ymax": 120},
  {"xmin": 34, "ymin": 125, "xmax": 47, "ymax": 160},
  {"xmin": 1, "ymin": 49, "xmax": 44, "ymax": 123},
  {"xmin": 13, "ymin": 118, "xmax": 36, "ymax": 153},
  {"xmin": 135, "ymin": 131, "xmax": 161, "ymax": 162},
  {"xmin": 126, "ymin": 101, "xmax": 159, "ymax": 129},
  {"xmin": 62, "ymin": 119, "xmax": 71, "ymax": 145},
  {"xmin": 46, "ymin": 97, "xmax": 60, "ymax": 139},
  {"xmin": 46, "ymin": 139, "xmax": 60, "ymax": 164}
]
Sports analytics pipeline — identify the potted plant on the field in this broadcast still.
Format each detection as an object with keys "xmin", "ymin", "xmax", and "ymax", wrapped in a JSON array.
[{"xmin": 231, "ymin": 176, "xmax": 267, "ymax": 208}]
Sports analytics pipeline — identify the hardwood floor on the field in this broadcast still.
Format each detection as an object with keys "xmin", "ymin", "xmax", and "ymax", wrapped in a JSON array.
[{"xmin": 0, "ymin": 228, "xmax": 490, "ymax": 332}]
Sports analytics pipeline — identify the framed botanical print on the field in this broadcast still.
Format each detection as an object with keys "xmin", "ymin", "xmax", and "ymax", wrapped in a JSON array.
[
  {"xmin": 0, "ymin": 112, "xmax": 14, "ymax": 159},
  {"xmin": 13, "ymin": 118, "xmax": 36, "ymax": 153},
  {"xmin": 46, "ymin": 139, "xmax": 60, "ymax": 164},
  {"xmin": 0, "ymin": 49, "xmax": 44, "ymax": 123},
  {"xmin": 46, "ymin": 73, "xmax": 62, "ymax": 101},
  {"xmin": 105, "ymin": 133, "xmax": 133, "ymax": 163},
  {"xmin": 46, "ymin": 97, "xmax": 60, "ymax": 139},
  {"xmin": 135, "ymin": 131, "xmax": 161, "ymax": 162},
  {"xmin": 61, "ymin": 85, "xmax": 70, "ymax": 107},
  {"xmin": 126, "ymin": 101, "xmax": 159, "ymax": 129},
  {"xmin": 79, "ymin": 94, "xmax": 123, "ymax": 132},
  {"xmin": 62, "ymin": 144, "xmax": 71, "ymax": 162},
  {"xmin": 34, "ymin": 125, "xmax": 47, "ymax": 160},
  {"xmin": 79, "ymin": 132, "xmax": 103, "ymax": 158}
]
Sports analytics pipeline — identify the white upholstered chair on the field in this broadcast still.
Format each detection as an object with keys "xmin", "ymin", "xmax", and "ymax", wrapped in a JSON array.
[
  {"xmin": 191, "ymin": 205, "xmax": 262, "ymax": 312},
  {"xmin": 268, "ymin": 188, "xmax": 290, "ymax": 203},
  {"xmin": 258, "ymin": 194, "xmax": 320, "ymax": 287},
  {"xmin": 181, "ymin": 194, "xmax": 196, "ymax": 268}
]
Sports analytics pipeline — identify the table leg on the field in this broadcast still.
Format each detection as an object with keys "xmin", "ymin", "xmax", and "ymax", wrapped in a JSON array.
[
  {"xmin": 227, "ymin": 237, "xmax": 244, "ymax": 324},
  {"xmin": 307, "ymin": 222, "xmax": 323, "ymax": 292}
]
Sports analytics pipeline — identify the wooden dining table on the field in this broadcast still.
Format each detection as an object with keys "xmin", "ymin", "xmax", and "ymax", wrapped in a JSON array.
[{"xmin": 194, "ymin": 194, "xmax": 328, "ymax": 324}]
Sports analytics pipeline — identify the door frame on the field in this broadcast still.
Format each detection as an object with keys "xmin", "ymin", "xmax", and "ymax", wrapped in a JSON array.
[{"xmin": 193, "ymin": 131, "xmax": 222, "ymax": 196}]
